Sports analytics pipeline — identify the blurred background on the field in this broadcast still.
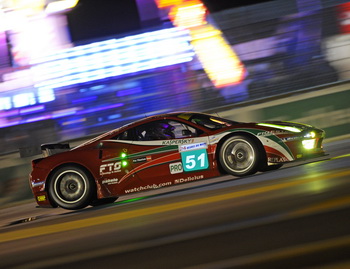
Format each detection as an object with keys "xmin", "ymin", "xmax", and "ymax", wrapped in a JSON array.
[{"xmin": 1, "ymin": 0, "xmax": 350, "ymax": 204}]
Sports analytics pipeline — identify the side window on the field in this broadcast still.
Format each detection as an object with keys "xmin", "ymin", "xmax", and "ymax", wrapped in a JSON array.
[
  {"xmin": 114, "ymin": 130, "xmax": 133, "ymax": 140},
  {"xmin": 135, "ymin": 121, "xmax": 175, "ymax": 141},
  {"xmin": 113, "ymin": 120, "xmax": 203, "ymax": 141},
  {"xmin": 169, "ymin": 120, "xmax": 200, "ymax": 138}
]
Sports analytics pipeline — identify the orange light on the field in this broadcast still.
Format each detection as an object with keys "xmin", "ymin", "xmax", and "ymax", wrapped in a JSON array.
[
  {"xmin": 156, "ymin": 0, "xmax": 184, "ymax": 8},
  {"xmin": 190, "ymin": 25, "xmax": 245, "ymax": 87},
  {"xmin": 170, "ymin": 2, "xmax": 207, "ymax": 28},
  {"xmin": 156, "ymin": 0, "xmax": 245, "ymax": 88}
]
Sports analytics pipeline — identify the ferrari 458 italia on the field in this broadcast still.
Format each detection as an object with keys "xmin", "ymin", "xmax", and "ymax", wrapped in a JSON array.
[{"xmin": 29, "ymin": 112, "xmax": 325, "ymax": 210}]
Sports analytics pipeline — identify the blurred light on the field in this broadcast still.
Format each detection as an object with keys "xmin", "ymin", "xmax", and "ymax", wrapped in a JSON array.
[
  {"xmin": 257, "ymin": 123, "xmax": 302, "ymax": 133},
  {"xmin": 37, "ymin": 87, "xmax": 55, "ymax": 103},
  {"xmin": 155, "ymin": 0, "xmax": 245, "ymax": 88},
  {"xmin": 156, "ymin": 0, "xmax": 184, "ymax": 8},
  {"xmin": 11, "ymin": 0, "xmax": 46, "ymax": 16},
  {"xmin": 0, "ymin": 97, "xmax": 12, "ymax": 110},
  {"xmin": 13, "ymin": 92, "xmax": 36, "ymax": 108},
  {"xmin": 170, "ymin": 2, "xmax": 206, "ymax": 28},
  {"xmin": 302, "ymin": 139, "xmax": 316, "ymax": 150},
  {"xmin": 31, "ymin": 27, "xmax": 194, "ymax": 89},
  {"xmin": 45, "ymin": 0, "xmax": 79, "ymax": 14},
  {"xmin": 19, "ymin": 105, "xmax": 45, "ymax": 115},
  {"xmin": 62, "ymin": 118, "xmax": 86, "ymax": 126},
  {"xmin": 191, "ymin": 25, "xmax": 245, "ymax": 87}
]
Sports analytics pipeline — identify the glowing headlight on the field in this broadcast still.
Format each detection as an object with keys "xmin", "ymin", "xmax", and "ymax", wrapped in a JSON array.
[
  {"xmin": 304, "ymin": 131, "xmax": 316, "ymax": 138},
  {"xmin": 302, "ymin": 139, "xmax": 316, "ymax": 150}
]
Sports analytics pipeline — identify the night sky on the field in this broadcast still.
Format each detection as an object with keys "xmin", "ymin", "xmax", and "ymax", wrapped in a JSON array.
[{"xmin": 67, "ymin": 0, "xmax": 272, "ymax": 43}]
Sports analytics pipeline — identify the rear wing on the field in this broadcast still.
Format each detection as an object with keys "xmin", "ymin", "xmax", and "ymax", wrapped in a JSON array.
[{"xmin": 19, "ymin": 143, "xmax": 70, "ymax": 158}]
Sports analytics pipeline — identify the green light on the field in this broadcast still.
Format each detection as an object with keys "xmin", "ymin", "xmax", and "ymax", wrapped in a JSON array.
[
  {"xmin": 121, "ymin": 153, "xmax": 127, "ymax": 158},
  {"xmin": 116, "ymin": 196, "xmax": 149, "ymax": 204},
  {"xmin": 257, "ymin": 123, "xmax": 302, "ymax": 133},
  {"xmin": 122, "ymin": 161, "xmax": 128, "ymax": 167}
]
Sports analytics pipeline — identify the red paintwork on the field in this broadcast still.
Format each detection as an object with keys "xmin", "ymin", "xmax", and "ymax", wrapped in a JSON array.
[{"xmin": 29, "ymin": 112, "xmax": 325, "ymax": 208}]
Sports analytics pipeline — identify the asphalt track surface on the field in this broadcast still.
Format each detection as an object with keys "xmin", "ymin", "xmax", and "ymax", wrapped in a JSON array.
[{"xmin": 1, "ymin": 139, "xmax": 350, "ymax": 269}]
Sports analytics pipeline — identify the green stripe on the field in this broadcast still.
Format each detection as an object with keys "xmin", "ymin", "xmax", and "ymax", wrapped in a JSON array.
[
  {"xmin": 227, "ymin": 128, "xmax": 293, "ymax": 157},
  {"xmin": 103, "ymin": 145, "xmax": 178, "ymax": 162}
]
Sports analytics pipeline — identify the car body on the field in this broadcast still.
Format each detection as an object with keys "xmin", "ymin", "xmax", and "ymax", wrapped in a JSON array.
[{"xmin": 29, "ymin": 112, "xmax": 325, "ymax": 210}]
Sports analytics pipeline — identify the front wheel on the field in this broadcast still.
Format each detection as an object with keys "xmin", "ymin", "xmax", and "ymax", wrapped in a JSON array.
[
  {"xmin": 219, "ymin": 135, "xmax": 262, "ymax": 177},
  {"xmin": 48, "ymin": 166, "xmax": 95, "ymax": 210}
]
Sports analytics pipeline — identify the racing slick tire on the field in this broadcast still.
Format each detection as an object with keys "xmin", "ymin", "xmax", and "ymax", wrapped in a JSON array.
[
  {"xmin": 48, "ymin": 165, "xmax": 95, "ymax": 210},
  {"xmin": 219, "ymin": 135, "xmax": 262, "ymax": 177}
]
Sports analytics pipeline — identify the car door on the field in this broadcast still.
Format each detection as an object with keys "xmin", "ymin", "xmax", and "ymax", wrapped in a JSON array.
[{"xmin": 117, "ymin": 119, "xmax": 211, "ymax": 194}]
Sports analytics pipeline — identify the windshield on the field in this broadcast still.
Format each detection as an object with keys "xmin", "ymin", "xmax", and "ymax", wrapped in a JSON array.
[{"xmin": 189, "ymin": 114, "xmax": 239, "ymax": 130}]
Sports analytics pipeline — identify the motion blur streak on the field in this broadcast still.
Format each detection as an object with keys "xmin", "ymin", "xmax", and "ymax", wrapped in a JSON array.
[
  {"xmin": 156, "ymin": 0, "xmax": 245, "ymax": 87},
  {"xmin": 1, "ymin": 168, "xmax": 350, "ymax": 244},
  {"xmin": 187, "ymin": 235, "xmax": 350, "ymax": 269}
]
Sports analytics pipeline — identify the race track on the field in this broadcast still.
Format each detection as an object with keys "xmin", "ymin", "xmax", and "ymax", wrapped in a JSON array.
[{"xmin": 1, "ymin": 139, "xmax": 350, "ymax": 269}]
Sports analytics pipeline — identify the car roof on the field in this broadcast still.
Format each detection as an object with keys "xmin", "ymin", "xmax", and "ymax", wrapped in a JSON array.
[{"xmin": 74, "ymin": 112, "xmax": 208, "ymax": 149}]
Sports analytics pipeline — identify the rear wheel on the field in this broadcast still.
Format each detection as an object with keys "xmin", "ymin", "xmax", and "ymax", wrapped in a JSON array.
[
  {"xmin": 219, "ymin": 135, "xmax": 261, "ymax": 177},
  {"xmin": 48, "ymin": 166, "xmax": 95, "ymax": 210}
]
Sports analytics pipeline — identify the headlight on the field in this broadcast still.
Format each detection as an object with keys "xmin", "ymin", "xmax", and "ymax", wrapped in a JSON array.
[
  {"xmin": 302, "ymin": 139, "xmax": 316, "ymax": 150},
  {"xmin": 304, "ymin": 131, "xmax": 316, "ymax": 139}
]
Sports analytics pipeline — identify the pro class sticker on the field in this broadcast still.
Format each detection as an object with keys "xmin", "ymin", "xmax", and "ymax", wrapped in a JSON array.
[{"xmin": 169, "ymin": 162, "xmax": 183, "ymax": 174}]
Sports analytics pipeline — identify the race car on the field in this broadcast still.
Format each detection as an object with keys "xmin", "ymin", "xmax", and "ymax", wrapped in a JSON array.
[{"xmin": 29, "ymin": 112, "xmax": 325, "ymax": 210}]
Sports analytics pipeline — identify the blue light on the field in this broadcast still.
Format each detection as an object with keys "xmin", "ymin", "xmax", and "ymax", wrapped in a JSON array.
[{"xmin": 31, "ymin": 28, "xmax": 194, "ymax": 90}]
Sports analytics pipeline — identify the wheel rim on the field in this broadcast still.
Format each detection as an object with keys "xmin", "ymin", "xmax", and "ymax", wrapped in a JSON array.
[
  {"xmin": 223, "ymin": 139, "xmax": 255, "ymax": 173},
  {"xmin": 53, "ymin": 170, "xmax": 87, "ymax": 204}
]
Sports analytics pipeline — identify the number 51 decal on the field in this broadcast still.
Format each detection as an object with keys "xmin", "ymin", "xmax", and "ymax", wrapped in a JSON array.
[{"xmin": 181, "ymin": 148, "xmax": 209, "ymax": 172}]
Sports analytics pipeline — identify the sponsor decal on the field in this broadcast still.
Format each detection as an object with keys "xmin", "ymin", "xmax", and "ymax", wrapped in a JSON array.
[
  {"xmin": 37, "ymin": 195, "xmax": 46, "ymax": 202},
  {"xmin": 31, "ymin": 181, "xmax": 45, "ymax": 188},
  {"xmin": 133, "ymin": 157, "xmax": 147, "ymax": 163},
  {"xmin": 169, "ymin": 162, "xmax": 183, "ymax": 174},
  {"xmin": 174, "ymin": 175, "xmax": 204, "ymax": 184},
  {"xmin": 124, "ymin": 182, "xmax": 172, "ymax": 193},
  {"xmin": 281, "ymin": 136, "xmax": 299, "ymax": 142},
  {"xmin": 100, "ymin": 161, "xmax": 122, "ymax": 175},
  {"xmin": 179, "ymin": 142, "xmax": 207, "ymax": 152},
  {"xmin": 162, "ymin": 138, "xmax": 194, "ymax": 145},
  {"xmin": 257, "ymin": 130, "xmax": 289, "ymax": 136},
  {"xmin": 133, "ymin": 156, "xmax": 152, "ymax": 163},
  {"xmin": 209, "ymin": 135, "xmax": 219, "ymax": 143},
  {"xmin": 102, "ymin": 178, "xmax": 119, "ymax": 185},
  {"xmin": 268, "ymin": 157, "xmax": 289, "ymax": 163}
]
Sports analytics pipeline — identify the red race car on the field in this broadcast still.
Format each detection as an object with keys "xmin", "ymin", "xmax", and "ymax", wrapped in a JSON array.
[{"xmin": 29, "ymin": 112, "xmax": 325, "ymax": 210}]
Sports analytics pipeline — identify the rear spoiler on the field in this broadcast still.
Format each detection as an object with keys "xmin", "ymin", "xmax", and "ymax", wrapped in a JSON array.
[{"xmin": 19, "ymin": 143, "xmax": 70, "ymax": 158}]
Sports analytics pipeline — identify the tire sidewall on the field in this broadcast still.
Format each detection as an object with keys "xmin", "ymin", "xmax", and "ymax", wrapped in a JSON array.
[
  {"xmin": 219, "ymin": 135, "xmax": 261, "ymax": 176},
  {"xmin": 48, "ymin": 166, "xmax": 95, "ymax": 210}
]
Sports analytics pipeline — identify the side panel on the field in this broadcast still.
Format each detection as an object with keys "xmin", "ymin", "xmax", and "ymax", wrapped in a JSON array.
[{"xmin": 114, "ymin": 137, "xmax": 219, "ymax": 195}]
